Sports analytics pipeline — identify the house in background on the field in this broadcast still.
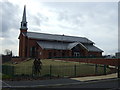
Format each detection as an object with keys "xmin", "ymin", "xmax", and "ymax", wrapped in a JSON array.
[
  {"xmin": 19, "ymin": 6, "xmax": 103, "ymax": 59},
  {"xmin": 116, "ymin": 52, "xmax": 120, "ymax": 58}
]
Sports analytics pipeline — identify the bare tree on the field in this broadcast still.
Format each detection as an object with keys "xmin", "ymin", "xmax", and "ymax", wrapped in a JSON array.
[{"xmin": 4, "ymin": 49, "xmax": 12, "ymax": 56}]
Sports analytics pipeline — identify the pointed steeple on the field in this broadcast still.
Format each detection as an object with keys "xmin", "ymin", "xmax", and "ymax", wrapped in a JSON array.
[
  {"xmin": 22, "ymin": 5, "xmax": 26, "ymax": 22},
  {"xmin": 20, "ymin": 5, "xmax": 28, "ymax": 31}
]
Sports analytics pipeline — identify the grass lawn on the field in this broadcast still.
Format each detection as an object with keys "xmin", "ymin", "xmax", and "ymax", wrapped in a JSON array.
[
  {"xmin": 0, "ymin": 73, "xmax": 2, "ymax": 80},
  {"xmin": 3, "ymin": 59, "xmax": 111, "ymax": 77}
]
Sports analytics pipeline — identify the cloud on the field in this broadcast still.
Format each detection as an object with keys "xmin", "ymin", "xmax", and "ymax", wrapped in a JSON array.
[
  {"xmin": 1, "ymin": 1, "xmax": 20, "ymax": 37},
  {"xmin": 41, "ymin": 2, "xmax": 118, "ymax": 55},
  {"xmin": 118, "ymin": 2, "xmax": 120, "ymax": 52},
  {"xmin": 28, "ymin": 13, "xmax": 49, "ymax": 30},
  {"xmin": 1, "ymin": 1, "xmax": 118, "ymax": 55},
  {"xmin": 1, "ymin": 1, "xmax": 20, "ymax": 54}
]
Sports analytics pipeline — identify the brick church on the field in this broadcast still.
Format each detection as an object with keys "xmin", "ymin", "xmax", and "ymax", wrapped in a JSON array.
[{"xmin": 19, "ymin": 6, "xmax": 103, "ymax": 59}]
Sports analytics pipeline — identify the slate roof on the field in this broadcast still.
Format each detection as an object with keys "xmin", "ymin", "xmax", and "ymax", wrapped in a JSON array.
[
  {"xmin": 37, "ymin": 41, "xmax": 103, "ymax": 52},
  {"xmin": 23, "ymin": 32, "xmax": 103, "ymax": 52},
  {"xmin": 37, "ymin": 41, "xmax": 68, "ymax": 50},
  {"xmin": 67, "ymin": 42, "xmax": 79, "ymax": 49},
  {"xmin": 83, "ymin": 44, "xmax": 103, "ymax": 52},
  {"xmin": 23, "ymin": 32, "xmax": 94, "ymax": 44}
]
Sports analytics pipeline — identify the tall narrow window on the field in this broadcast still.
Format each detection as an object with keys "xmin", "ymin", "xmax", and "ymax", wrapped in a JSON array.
[
  {"xmin": 49, "ymin": 52, "xmax": 52, "ymax": 59},
  {"xmin": 25, "ymin": 46, "xmax": 27, "ymax": 57},
  {"xmin": 62, "ymin": 52, "xmax": 65, "ymax": 57},
  {"xmin": 54, "ymin": 52, "xmax": 56, "ymax": 57},
  {"xmin": 30, "ymin": 46, "xmax": 36, "ymax": 58}
]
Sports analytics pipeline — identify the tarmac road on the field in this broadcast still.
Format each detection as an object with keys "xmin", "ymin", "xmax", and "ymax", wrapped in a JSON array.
[
  {"xmin": 51, "ymin": 79, "xmax": 120, "ymax": 89},
  {"xmin": 1, "ymin": 79, "xmax": 120, "ymax": 90},
  {"xmin": 1, "ymin": 73, "xmax": 119, "ymax": 90}
]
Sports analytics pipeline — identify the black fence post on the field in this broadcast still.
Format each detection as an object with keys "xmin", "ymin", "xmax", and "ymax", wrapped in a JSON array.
[
  {"xmin": 118, "ymin": 65, "xmax": 120, "ymax": 78},
  {"xmin": 50, "ymin": 65, "xmax": 52, "ymax": 79},
  {"xmin": 104, "ymin": 65, "xmax": 106, "ymax": 75},
  {"xmin": 11, "ymin": 66, "xmax": 14, "ymax": 77},
  {"xmin": 2, "ymin": 65, "xmax": 15, "ymax": 77},
  {"xmin": 95, "ymin": 64, "xmax": 98, "ymax": 74},
  {"xmin": 74, "ymin": 65, "xmax": 76, "ymax": 77}
]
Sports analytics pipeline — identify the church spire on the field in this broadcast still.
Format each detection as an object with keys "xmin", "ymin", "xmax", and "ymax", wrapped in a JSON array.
[
  {"xmin": 22, "ymin": 5, "xmax": 26, "ymax": 22},
  {"xmin": 20, "ymin": 5, "xmax": 28, "ymax": 31}
]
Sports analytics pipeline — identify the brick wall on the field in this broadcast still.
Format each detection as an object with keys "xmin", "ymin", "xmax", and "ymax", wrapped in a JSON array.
[
  {"xmin": 87, "ymin": 52, "xmax": 102, "ymax": 57},
  {"xmin": 54, "ymin": 58, "xmax": 120, "ymax": 66},
  {"xmin": 12, "ymin": 57, "xmax": 26, "ymax": 63},
  {"xmin": 2, "ymin": 55, "xmax": 12, "ymax": 63},
  {"xmin": 41, "ymin": 49, "xmax": 72, "ymax": 59},
  {"xmin": 19, "ymin": 33, "xmax": 102, "ymax": 59},
  {"xmin": 19, "ymin": 33, "xmax": 28, "ymax": 58}
]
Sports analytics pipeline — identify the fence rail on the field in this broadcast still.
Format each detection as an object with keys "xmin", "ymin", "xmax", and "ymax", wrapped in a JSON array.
[
  {"xmin": 2, "ymin": 65, "xmax": 14, "ymax": 76},
  {"xmin": 2, "ymin": 63, "xmax": 115, "ymax": 78}
]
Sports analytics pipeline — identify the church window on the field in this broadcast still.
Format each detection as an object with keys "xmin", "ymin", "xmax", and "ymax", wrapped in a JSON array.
[
  {"xmin": 54, "ymin": 52, "xmax": 56, "ymax": 56},
  {"xmin": 25, "ymin": 46, "xmax": 27, "ymax": 57},
  {"xmin": 74, "ymin": 52, "xmax": 80, "ymax": 57},
  {"xmin": 62, "ymin": 52, "xmax": 65, "ymax": 57},
  {"xmin": 40, "ymin": 52, "xmax": 42, "ymax": 55},
  {"xmin": 49, "ymin": 52, "xmax": 52, "ymax": 58},
  {"xmin": 23, "ymin": 23, "xmax": 26, "ymax": 27},
  {"xmin": 30, "ymin": 46, "xmax": 36, "ymax": 58}
]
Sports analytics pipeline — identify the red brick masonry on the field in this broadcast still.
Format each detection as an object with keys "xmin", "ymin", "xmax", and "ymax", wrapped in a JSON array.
[
  {"xmin": 53, "ymin": 58, "xmax": 120, "ymax": 66},
  {"xmin": 12, "ymin": 57, "xmax": 26, "ymax": 63},
  {"xmin": 12, "ymin": 57, "xmax": 120, "ymax": 66}
]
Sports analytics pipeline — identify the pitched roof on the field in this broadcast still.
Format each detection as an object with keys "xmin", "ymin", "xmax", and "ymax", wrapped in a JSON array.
[
  {"xmin": 23, "ymin": 32, "xmax": 94, "ymax": 44},
  {"xmin": 37, "ymin": 41, "xmax": 68, "ymax": 50},
  {"xmin": 67, "ymin": 42, "xmax": 79, "ymax": 49},
  {"xmin": 83, "ymin": 44, "xmax": 103, "ymax": 52},
  {"xmin": 37, "ymin": 41, "xmax": 103, "ymax": 52},
  {"xmin": 68, "ymin": 42, "xmax": 103, "ymax": 52}
]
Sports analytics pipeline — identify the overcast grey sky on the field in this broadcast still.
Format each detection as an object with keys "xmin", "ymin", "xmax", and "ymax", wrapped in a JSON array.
[{"xmin": 0, "ymin": 0, "xmax": 119, "ymax": 56}]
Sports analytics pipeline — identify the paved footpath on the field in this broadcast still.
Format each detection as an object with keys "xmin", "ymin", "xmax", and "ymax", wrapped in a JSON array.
[
  {"xmin": 71, "ymin": 73, "xmax": 117, "ymax": 81},
  {"xmin": 1, "ymin": 73, "xmax": 118, "ymax": 88}
]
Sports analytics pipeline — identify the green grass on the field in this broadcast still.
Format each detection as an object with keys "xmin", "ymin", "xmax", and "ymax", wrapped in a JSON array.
[
  {"xmin": 0, "ymin": 73, "xmax": 2, "ymax": 80},
  {"xmin": 2, "ymin": 59, "xmax": 111, "ymax": 77},
  {"xmin": 2, "ymin": 74, "xmax": 12, "ymax": 79}
]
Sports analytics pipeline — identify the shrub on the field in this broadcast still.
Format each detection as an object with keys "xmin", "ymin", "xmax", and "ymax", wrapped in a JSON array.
[{"xmin": 2, "ymin": 74, "xmax": 12, "ymax": 79}]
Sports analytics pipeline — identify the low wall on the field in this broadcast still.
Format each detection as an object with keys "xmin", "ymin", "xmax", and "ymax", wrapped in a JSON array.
[
  {"xmin": 12, "ymin": 57, "xmax": 26, "ymax": 63},
  {"xmin": 53, "ymin": 58, "xmax": 120, "ymax": 66},
  {"xmin": 2, "ymin": 55, "xmax": 12, "ymax": 63}
]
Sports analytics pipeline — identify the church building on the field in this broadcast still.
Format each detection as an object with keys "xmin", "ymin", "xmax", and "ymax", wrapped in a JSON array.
[{"xmin": 19, "ymin": 6, "xmax": 103, "ymax": 59}]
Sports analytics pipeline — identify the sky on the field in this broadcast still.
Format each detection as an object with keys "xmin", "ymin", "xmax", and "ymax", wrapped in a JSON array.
[{"xmin": 0, "ymin": 0, "xmax": 119, "ymax": 56}]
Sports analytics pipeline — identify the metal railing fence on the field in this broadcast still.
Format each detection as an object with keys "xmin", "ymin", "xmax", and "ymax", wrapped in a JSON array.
[{"xmin": 2, "ymin": 63, "xmax": 115, "ymax": 78}]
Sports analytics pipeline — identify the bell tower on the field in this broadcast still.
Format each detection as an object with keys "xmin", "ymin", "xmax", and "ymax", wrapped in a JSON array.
[
  {"xmin": 19, "ymin": 5, "xmax": 28, "ymax": 58},
  {"xmin": 20, "ymin": 5, "xmax": 28, "ymax": 32}
]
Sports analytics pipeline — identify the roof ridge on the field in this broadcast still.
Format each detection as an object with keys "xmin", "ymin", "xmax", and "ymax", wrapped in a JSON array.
[
  {"xmin": 23, "ymin": 31, "xmax": 94, "ymax": 44},
  {"xmin": 27, "ymin": 31, "xmax": 86, "ymax": 39}
]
